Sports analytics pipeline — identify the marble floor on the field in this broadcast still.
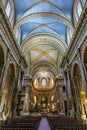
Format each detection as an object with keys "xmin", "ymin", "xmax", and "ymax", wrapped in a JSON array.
[{"xmin": 38, "ymin": 117, "xmax": 51, "ymax": 130}]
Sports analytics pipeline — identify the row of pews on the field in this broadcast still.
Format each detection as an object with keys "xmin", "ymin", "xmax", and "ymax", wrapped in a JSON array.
[
  {"xmin": 47, "ymin": 115, "xmax": 87, "ymax": 130},
  {"xmin": 0, "ymin": 115, "xmax": 41, "ymax": 130}
]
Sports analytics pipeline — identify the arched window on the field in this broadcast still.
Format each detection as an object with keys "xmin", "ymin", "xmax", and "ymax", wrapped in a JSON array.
[
  {"xmin": 75, "ymin": 1, "xmax": 82, "ymax": 22},
  {"xmin": 5, "ymin": 1, "xmax": 14, "ymax": 26},
  {"xmin": 15, "ymin": 27, "xmax": 21, "ymax": 45},
  {"xmin": 42, "ymin": 78, "xmax": 46, "ymax": 86},
  {"xmin": 5, "ymin": 2, "xmax": 11, "ymax": 18},
  {"xmin": 77, "ymin": 1, "xmax": 82, "ymax": 17}
]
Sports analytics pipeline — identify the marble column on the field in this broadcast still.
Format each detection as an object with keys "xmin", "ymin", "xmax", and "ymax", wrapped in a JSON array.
[
  {"xmin": 12, "ymin": 66, "xmax": 22, "ymax": 117},
  {"xmin": 63, "ymin": 70, "xmax": 70, "ymax": 115},
  {"xmin": 77, "ymin": 50, "xmax": 87, "ymax": 97},
  {"xmin": 66, "ymin": 65, "xmax": 77, "ymax": 117},
  {"xmin": 12, "ymin": 76, "xmax": 18, "ymax": 117},
  {"xmin": 8, "ymin": 76, "xmax": 15, "ymax": 117},
  {"xmin": 24, "ymin": 71, "xmax": 32, "ymax": 113},
  {"xmin": 0, "ymin": 65, "xmax": 5, "ymax": 87},
  {"xmin": 0, "ymin": 50, "xmax": 11, "ymax": 91}
]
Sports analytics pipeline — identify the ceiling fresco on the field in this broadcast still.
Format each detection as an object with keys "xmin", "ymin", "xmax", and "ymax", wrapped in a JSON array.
[
  {"xmin": 13, "ymin": 0, "xmax": 76, "ymax": 83},
  {"xmin": 14, "ymin": 0, "xmax": 74, "ymax": 41}
]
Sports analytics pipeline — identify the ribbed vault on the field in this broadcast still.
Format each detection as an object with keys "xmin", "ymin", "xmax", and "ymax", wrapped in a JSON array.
[{"xmin": 13, "ymin": 0, "xmax": 76, "ymax": 90}]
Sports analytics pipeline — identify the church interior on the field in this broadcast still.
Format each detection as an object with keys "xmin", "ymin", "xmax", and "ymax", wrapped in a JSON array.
[{"xmin": 0, "ymin": 0, "xmax": 87, "ymax": 129}]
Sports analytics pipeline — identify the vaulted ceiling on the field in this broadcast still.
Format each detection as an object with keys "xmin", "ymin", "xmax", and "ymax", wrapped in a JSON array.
[{"xmin": 14, "ymin": 0, "xmax": 75, "ymax": 79}]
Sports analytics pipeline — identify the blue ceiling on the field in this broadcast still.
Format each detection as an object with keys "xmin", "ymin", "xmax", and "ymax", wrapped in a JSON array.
[{"xmin": 14, "ymin": 0, "xmax": 74, "ymax": 41}]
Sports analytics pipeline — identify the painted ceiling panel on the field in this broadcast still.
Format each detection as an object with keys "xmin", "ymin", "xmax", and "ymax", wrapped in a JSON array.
[
  {"xmin": 48, "ymin": 51, "xmax": 57, "ymax": 60},
  {"xmin": 14, "ymin": 0, "xmax": 74, "ymax": 20},
  {"xmin": 21, "ymin": 2, "xmax": 66, "ymax": 19},
  {"xmin": 49, "ymin": 0, "xmax": 74, "ymax": 19},
  {"xmin": 14, "ymin": 0, "xmax": 38, "ymax": 20},
  {"xmin": 21, "ymin": 23, "xmax": 38, "ymax": 39},
  {"xmin": 38, "ymin": 56, "xmax": 51, "ymax": 62},
  {"xmin": 20, "ymin": 15, "xmax": 67, "ymax": 40},
  {"xmin": 30, "ymin": 51, "xmax": 40, "ymax": 61},
  {"xmin": 14, "ymin": 0, "xmax": 75, "ymax": 76},
  {"xmin": 27, "ymin": 26, "xmax": 61, "ymax": 36},
  {"xmin": 22, "ymin": 17, "xmax": 62, "ymax": 24},
  {"xmin": 48, "ymin": 23, "xmax": 67, "ymax": 40},
  {"xmin": 14, "ymin": 0, "xmax": 75, "ymax": 41},
  {"xmin": 30, "ymin": 45, "xmax": 58, "ymax": 66}
]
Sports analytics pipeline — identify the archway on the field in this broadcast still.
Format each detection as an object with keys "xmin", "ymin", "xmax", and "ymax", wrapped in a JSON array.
[
  {"xmin": 84, "ymin": 47, "xmax": 87, "ymax": 73},
  {"xmin": 73, "ymin": 63, "xmax": 87, "ymax": 119},
  {"xmin": 1, "ymin": 64, "xmax": 15, "ymax": 116}
]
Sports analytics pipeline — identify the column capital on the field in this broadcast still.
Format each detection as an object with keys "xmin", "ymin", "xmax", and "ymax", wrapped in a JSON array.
[
  {"xmin": 76, "ymin": 48, "xmax": 81, "ymax": 58},
  {"xmin": 67, "ymin": 64, "xmax": 71, "ymax": 72}
]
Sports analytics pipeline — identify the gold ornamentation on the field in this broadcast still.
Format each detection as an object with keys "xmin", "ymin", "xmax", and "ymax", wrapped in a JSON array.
[{"xmin": 41, "ymin": 0, "xmax": 47, "ymax": 2}]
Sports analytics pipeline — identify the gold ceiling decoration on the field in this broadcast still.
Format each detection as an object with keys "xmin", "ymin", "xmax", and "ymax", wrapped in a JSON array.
[{"xmin": 41, "ymin": 0, "xmax": 47, "ymax": 2}]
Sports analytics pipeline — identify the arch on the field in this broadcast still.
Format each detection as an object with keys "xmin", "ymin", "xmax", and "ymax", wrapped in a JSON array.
[
  {"xmin": 14, "ymin": 12, "xmax": 74, "ymax": 29},
  {"xmin": 73, "ymin": 63, "xmax": 87, "ymax": 119},
  {"xmin": 84, "ymin": 46, "xmax": 87, "ymax": 73},
  {"xmin": 30, "ymin": 61, "xmax": 57, "ymax": 77},
  {"xmin": 1, "ymin": 63, "xmax": 15, "ymax": 116},
  {"xmin": 21, "ymin": 34, "xmax": 67, "ymax": 56}
]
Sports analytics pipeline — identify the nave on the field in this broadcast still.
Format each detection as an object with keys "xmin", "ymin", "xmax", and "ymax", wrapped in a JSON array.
[{"xmin": 0, "ymin": 0, "xmax": 87, "ymax": 130}]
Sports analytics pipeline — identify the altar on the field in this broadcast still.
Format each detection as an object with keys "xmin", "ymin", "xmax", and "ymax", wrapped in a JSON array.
[{"xmin": 41, "ymin": 109, "xmax": 49, "ymax": 115}]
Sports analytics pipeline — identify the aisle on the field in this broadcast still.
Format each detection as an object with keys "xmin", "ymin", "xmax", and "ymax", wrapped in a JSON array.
[{"xmin": 38, "ymin": 117, "xmax": 51, "ymax": 130}]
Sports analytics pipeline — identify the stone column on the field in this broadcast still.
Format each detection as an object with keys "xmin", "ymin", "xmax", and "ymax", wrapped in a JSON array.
[
  {"xmin": 0, "ymin": 50, "xmax": 11, "ymax": 91},
  {"xmin": 0, "ymin": 65, "xmax": 5, "ymax": 87},
  {"xmin": 63, "ymin": 70, "xmax": 70, "ymax": 115},
  {"xmin": 24, "ymin": 70, "xmax": 33, "ymax": 113},
  {"xmin": 55, "ymin": 75, "xmax": 64, "ymax": 113},
  {"xmin": 12, "ymin": 65, "xmax": 22, "ymax": 117},
  {"xmin": 17, "ymin": 67, "xmax": 22, "ymax": 92},
  {"xmin": 0, "ymin": 50, "xmax": 11, "ymax": 110},
  {"xmin": 55, "ymin": 85, "xmax": 60, "ymax": 114},
  {"xmin": 77, "ymin": 50, "xmax": 87, "ymax": 97},
  {"xmin": 66, "ymin": 65, "xmax": 77, "ymax": 117},
  {"xmin": 73, "ymin": 76, "xmax": 82, "ymax": 119},
  {"xmin": 12, "ymin": 75, "xmax": 19, "ymax": 117},
  {"xmin": 8, "ymin": 76, "xmax": 16, "ymax": 117}
]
